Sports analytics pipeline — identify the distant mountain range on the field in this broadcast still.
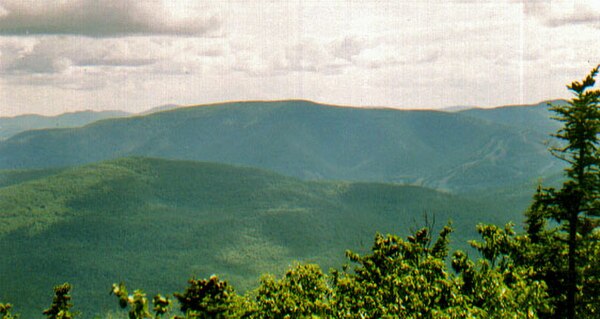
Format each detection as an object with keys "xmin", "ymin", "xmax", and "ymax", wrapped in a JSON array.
[
  {"xmin": 0, "ymin": 110, "xmax": 130, "ymax": 140},
  {"xmin": 0, "ymin": 104, "xmax": 187, "ymax": 141},
  {"xmin": 0, "ymin": 100, "xmax": 565, "ymax": 192},
  {"xmin": 139, "ymin": 103, "xmax": 181, "ymax": 115},
  {"xmin": 458, "ymin": 100, "xmax": 565, "ymax": 136}
]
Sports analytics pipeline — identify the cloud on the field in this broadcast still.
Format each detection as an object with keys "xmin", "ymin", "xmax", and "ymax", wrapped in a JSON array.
[
  {"xmin": 229, "ymin": 33, "xmax": 444, "ymax": 78},
  {"xmin": 0, "ymin": 35, "xmax": 231, "ymax": 75},
  {"xmin": 520, "ymin": 0, "xmax": 600, "ymax": 28},
  {"xmin": 230, "ymin": 37, "xmax": 351, "ymax": 77},
  {"xmin": 0, "ymin": 35, "xmax": 231, "ymax": 93},
  {"xmin": 1, "ymin": 1, "xmax": 597, "ymax": 117},
  {"xmin": 330, "ymin": 36, "xmax": 367, "ymax": 61},
  {"xmin": 277, "ymin": 41, "xmax": 349, "ymax": 74},
  {"xmin": 0, "ymin": 0, "xmax": 223, "ymax": 37},
  {"xmin": 349, "ymin": 36, "xmax": 442, "ymax": 70},
  {"xmin": 0, "ymin": 37, "xmax": 160, "ymax": 75}
]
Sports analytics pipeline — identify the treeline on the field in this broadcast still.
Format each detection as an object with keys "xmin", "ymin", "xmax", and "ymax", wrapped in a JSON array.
[
  {"xmin": 2, "ymin": 68, "xmax": 599, "ymax": 319},
  {"xmin": 0, "ymin": 223, "xmax": 554, "ymax": 319},
  {"xmin": 1, "ymin": 220, "xmax": 596, "ymax": 319}
]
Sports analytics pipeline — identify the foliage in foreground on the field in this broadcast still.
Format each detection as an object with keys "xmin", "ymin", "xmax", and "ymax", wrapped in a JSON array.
[
  {"xmin": 524, "ymin": 65, "xmax": 600, "ymax": 319},
  {"xmin": 0, "ymin": 303, "xmax": 17, "ymax": 319},
  {"xmin": 332, "ymin": 224, "xmax": 549, "ymax": 319},
  {"xmin": 3, "ymin": 224, "xmax": 553, "ymax": 319}
]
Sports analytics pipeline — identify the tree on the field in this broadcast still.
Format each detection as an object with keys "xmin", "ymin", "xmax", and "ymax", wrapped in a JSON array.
[
  {"xmin": 331, "ymin": 225, "xmax": 549, "ymax": 318},
  {"xmin": 332, "ymin": 226, "xmax": 455, "ymax": 318},
  {"xmin": 456, "ymin": 223, "xmax": 550, "ymax": 318},
  {"xmin": 174, "ymin": 275, "xmax": 244, "ymax": 319},
  {"xmin": 526, "ymin": 65, "xmax": 600, "ymax": 318},
  {"xmin": 0, "ymin": 303, "xmax": 17, "ymax": 319},
  {"xmin": 112, "ymin": 277, "xmax": 248, "ymax": 319},
  {"xmin": 111, "ymin": 282, "xmax": 156, "ymax": 319},
  {"xmin": 251, "ymin": 263, "xmax": 332, "ymax": 319},
  {"xmin": 43, "ymin": 283, "xmax": 76, "ymax": 319}
]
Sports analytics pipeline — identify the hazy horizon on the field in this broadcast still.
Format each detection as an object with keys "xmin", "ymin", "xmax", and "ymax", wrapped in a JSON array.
[
  {"xmin": 0, "ymin": 1, "xmax": 598, "ymax": 117},
  {"xmin": 0, "ymin": 97, "xmax": 568, "ymax": 118}
]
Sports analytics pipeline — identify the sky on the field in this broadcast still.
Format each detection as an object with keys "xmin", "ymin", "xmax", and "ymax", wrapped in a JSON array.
[{"xmin": 0, "ymin": 0, "xmax": 599, "ymax": 116}]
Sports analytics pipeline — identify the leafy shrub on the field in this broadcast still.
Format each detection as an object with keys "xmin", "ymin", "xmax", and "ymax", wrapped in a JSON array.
[
  {"xmin": 43, "ymin": 283, "xmax": 76, "ymax": 319},
  {"xmin": 0, "ymin": 303, "xmax": 17, "ymax": 319},
  {"xmin": 251, "ymin": 263, "xmax": 332, "ymax": 319},
  {"xmin": 174, "ymin": 275, "xmax": 243, "ymax": 319}
]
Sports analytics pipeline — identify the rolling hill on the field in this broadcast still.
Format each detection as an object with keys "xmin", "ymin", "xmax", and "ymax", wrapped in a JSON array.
[
  {"xmin": 458, "ymin": 100, "xmax": 565, "ymax": 137},
  {"xmin": 0, "ymin": 157, "xmax": 522, "ymax": 318},
  {"xmin": 138, "ymin": 103, "xmax": 181, "ymax": 115},
  {"xmin": 0, "ymin": 100, "xmax": 564, "ymax": 192}
]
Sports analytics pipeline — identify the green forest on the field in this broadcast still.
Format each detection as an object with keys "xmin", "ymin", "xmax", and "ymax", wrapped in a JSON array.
[{"xmin": 1, "ymin": 68, "xmax": 600, "ymax": 319}]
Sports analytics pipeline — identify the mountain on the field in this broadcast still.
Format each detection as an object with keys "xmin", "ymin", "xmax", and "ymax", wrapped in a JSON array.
[
  {"xmin": 458, "ymin": 100, "xmax": 566, "ymax": 137},
  {"xmin": 440, "ymin": 105, "xmax": 476, "ymax": 112},
  {"xmin": 0, "ymin": 100, "xmax": 564, "ymax": 192},
  {"xmin": 139, "ymin": 104, "xmax": 181, "ymax": 115},
  {"xmin": 0, "ymin": 157, "xmax": 515, "ymax": 318},
  {"xmin": 0, "ymin": 110, "xmax": 130, "ymax": 140}
]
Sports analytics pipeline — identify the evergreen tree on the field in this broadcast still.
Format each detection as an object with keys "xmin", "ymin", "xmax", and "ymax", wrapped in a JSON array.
[
  {"xmin": 43, "ymin": 283, "xmax": 76, "ymax": 319},
  {"xmin": 111, "ymin": 282, "xmax": 155, "ymax": 319},
  {"xmin": 526, "ymin": 65, "xmax": 600, "ymax": 318}
]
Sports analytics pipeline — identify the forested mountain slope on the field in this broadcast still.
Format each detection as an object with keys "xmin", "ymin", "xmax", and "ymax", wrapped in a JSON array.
[
  {"xmin": 0, "ymin": 100, "xmax": 563, "ymax": 192},
  {"xmin": 0, "ymin": 157, "xmax": 516, "ymax": 318}
]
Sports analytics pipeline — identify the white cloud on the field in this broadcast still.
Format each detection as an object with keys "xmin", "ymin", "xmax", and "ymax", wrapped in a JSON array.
[
  {"xmin": 229, "ymin": 37, "xmax": 351, "ymax": 77},
  {"xmin": 0, "ymin": 0, "xmax": 223, "ymax": 37},
  {"xmin": 277, "ymin": 40, "xmax": 347, "ymax": 74},
  {"xmin": 0, "ymin": 37, "xmax": 158, "ymax": 75},
  {"xmin": 520, "ymin": 0, "xmax": 600, "ymax": 28},
  {"xmin": 330, "ymin": 36, "xmax": 367, "ymax": 61},
  {"xmin": 0, "ymin": 35, "xmax": 231, "ymax": 93},
  {"xmin": 0, "ymin": 1, "xmax": 598, "ymax": 116}
]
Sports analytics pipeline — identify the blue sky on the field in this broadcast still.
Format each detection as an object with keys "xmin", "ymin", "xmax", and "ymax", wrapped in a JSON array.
[{"xmin": 0, "ymin": 0, "xmax": 599, "ymax": 116}]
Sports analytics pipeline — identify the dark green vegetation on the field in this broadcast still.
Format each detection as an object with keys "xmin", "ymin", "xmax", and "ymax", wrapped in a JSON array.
[
  {"xmin": 43, "ymin": 283, "xmax": 75, "ymax": 319},
  {"xmin": 522, "ymin": 66, "xmax": 600, "ymax": 318},
  {"xmin": 0, "ymin": 110, "xmax": 129, "ymax": 141},
  {"xmin": 0, "ymin": 157, "xmax": 509, "ymax": 318},
  {"xmin": 19, "ymin": 224, "xmax": 551, "ymax": 319},
  {"xmin": 0, "ymin": 99, "xmax": 563, "ymax": 192}
]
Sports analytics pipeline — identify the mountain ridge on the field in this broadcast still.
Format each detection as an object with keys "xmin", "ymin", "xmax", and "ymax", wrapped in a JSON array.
[
  {"xmin": 0, "ymin": 100, "xmax": 564, "ymax": 192},
  {"xmin": 0, "ymin": 110, "xmax": 130, "ymax": 140}
]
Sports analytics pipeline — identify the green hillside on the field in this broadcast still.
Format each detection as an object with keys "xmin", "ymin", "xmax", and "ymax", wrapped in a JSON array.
[
  {"xmin": 458, "ymin": 100, "xmax": 565, "ymax": 137},
  {"xmin": 0, "ymin": 157, "xmax": 520, "ymax": 318},
  {"xmin": 0, "ymin": 110, "xmax": 129, "ymax": 141},
  {"xmin": 0, "ymin": 167, "xmax": 65, "ymax": 188},
  {"xmin": 0, "ymin": 100, "xmax": 563, "ymax": 192}
]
